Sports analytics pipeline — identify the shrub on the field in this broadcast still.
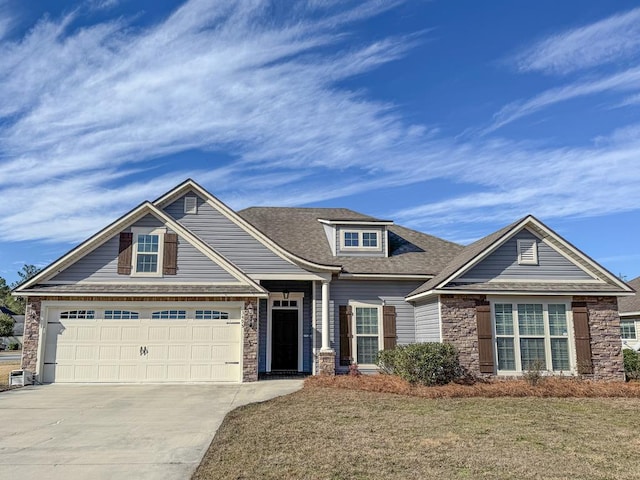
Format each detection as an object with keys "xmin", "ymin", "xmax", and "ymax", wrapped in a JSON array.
[
  {"xmin": 623, "ymin": 349, "xmax": 640, "ymax": 381},
  {"xmin": 523, "ymin": 359, "xmax": 546, "ymax": 386},
  {"xmin": 8, "ymin": 342, "xmax": 19, "ymax": 350},
  {"xmin": 377, "ymin": 342, "xmax": 464, "ymax": 386}
]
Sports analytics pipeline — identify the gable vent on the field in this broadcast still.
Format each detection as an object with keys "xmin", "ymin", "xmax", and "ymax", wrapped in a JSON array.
[
  {"xmin": 517, "ymin": 239, "xmax": 538, "ymax": 265},
  {"xmin": 184, "ymin": 195, "xmax": 198, "ymax": 214}
]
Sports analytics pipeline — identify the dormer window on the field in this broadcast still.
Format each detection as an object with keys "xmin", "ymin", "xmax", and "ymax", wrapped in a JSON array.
[{"xmin": 341, "ymin": 230, "xmax": 380, "ymax": 251}]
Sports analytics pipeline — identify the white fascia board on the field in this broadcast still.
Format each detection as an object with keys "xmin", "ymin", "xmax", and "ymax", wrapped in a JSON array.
[
  {"xmin": 405, "ymin": 290, "xmax": 438, "ymax": 303},
  {"xmin": 15, "ymin": 202, "xmax": 154, "ymax": 291},
  {"xmin": 620, "ymin": 311, "xmax": 640, "ymax": 317},
  {"xmin": 430, "ymin": 289, "xmax": 631, "ymax": 297},
  {"xmin": 317, "ymin": 219, "xmax": 394, "ymax": 226},
  {"xmin": 19, "ymin": 291, "xmax": 269, "ymax": 298},
  {"xmin": 249, "ymin": 272, "xmax": 332, "ymax": 281},
  {"xmin": 339, "ymin": 273, "xmax": 433, "ymax": 280},
  {"xmin": 526, "ymin": 216, "xmax": 634, "ymax": 293},
  {"xmin": 154, "ymin": 179, "xmax": 340, "ymax": 274}
]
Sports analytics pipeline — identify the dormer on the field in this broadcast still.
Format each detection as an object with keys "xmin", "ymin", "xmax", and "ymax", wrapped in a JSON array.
[{"xmin": 318, "ymin": 218, "xmax": 394, "ymax": 257}]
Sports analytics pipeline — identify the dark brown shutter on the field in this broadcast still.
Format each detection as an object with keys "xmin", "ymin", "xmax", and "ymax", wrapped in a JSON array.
[
  {"xmin": 163, "ymin": 233, "xmax": 178, "ymax": 275},
  {"xmin": 382, "ymin": 305, "xmax": 397, "ymax": 350},
  {"xmin": 117, "ymin": 232, "xmax": 133, "ymax": 275},
  {"xmin": 339, "ymin": 305, "xmax": 353, "ymax": 366},
  {"xmin": 572, "ymin": 302, "xmax": 593, "ymax": 374},
  {"xmin": 476, "ymin": 304, "xmax": 494, "ymax": 373}
]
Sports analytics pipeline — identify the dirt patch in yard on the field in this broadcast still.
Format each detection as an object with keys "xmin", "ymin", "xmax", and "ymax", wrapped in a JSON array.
[{"xmin": 193, "ymin": 386, "xmax": 640, "ymax": 480}]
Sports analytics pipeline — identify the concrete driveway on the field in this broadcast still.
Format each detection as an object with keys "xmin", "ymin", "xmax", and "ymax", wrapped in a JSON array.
[{"xmin": 0, "ymin": 380, "xmax": 303, "ymax": 480}]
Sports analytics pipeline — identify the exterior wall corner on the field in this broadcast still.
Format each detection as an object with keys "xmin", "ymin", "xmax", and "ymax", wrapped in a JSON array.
[
  {"xmin": 242, "ymin": 298, "xmax": 258, "ymax": 382},
  {"xmin": 21, "ymin": 297, "xmax": 42, "ymax": 374}
]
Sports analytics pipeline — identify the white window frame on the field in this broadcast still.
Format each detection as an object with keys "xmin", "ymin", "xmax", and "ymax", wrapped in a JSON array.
[
  {"xmin": 349, "ymin": 301, "xmax": 383, "ymax": 367},
  {"xmin": 131, "ymin": 227, "xmax": 166, "ymax": 277},
  {"xmin": 620, "ymin": 320, "xmax": 637, "ymax": 340},
  {"xmin": 491, "ymin": 297, "xmax": 575, "ymax": 375},
  {"xmin": 340, "ymin": 229, "xmax": 382, "ymax": 252},
  {"xmin": 517, "ymin": 239, "xmax": 538, "ymax": 265}
]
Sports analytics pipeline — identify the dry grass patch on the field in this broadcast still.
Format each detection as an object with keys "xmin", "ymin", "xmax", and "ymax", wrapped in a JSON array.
[
  {"xmin": 0, "ymin": 362, "xmax": 20, "ymax": 391},
  {"xmin": 306, "ymin": 373, "xmax": 640, "ymax": 397},
  {"xmin": 194, "ymin": 386, "xmax": 640, "ymax": 480}
]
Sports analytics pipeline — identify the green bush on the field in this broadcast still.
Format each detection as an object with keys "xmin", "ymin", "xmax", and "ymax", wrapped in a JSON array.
[
  {"xmin": 377, "ymin": 342, "xmax": 464, "ymax": 386},
  {"xmin": 623, "ymin": 349, "xmax": 640, "ymax": 381},
  {"xmin": 8, "ymin": 342, "xmax": 20, "ymax": 350}
]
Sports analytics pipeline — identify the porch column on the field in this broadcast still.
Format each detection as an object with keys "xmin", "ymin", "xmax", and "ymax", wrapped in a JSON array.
[
  {"xmin": 318, "ymin": 280, "xmax": 335, "ymax": 375},
  {"xmin": 321, "ymin": 280, "xmax": 331, "ymax": 351}
]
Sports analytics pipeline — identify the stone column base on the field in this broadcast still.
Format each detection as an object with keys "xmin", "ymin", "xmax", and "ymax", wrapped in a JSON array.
[{"xmin": 318, "ymin": 350, "xmax": 336, "ymax": 376}]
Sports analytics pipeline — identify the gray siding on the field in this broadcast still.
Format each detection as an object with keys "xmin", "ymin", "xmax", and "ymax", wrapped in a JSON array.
[
  {"xmin": 415, "ymin": 298, "xmax": 440, "ymax": 342},
  {"xmin": 460, "ymin": 230, "xmax": 594, "ymax": 282},
  {"xmin": 315, "ymin": 279, "xmax": 422, "ymax": 372},
  {"xmin": 164, "ymin": 195, "xmax": 308, "ymax": 275},
  {"xmin": 336, "ymin": 226, "xmax": 387, "ymax": 257},
  {"xmin": 51, "ymin": 214, "xmax": 238, "ymax": 283}
]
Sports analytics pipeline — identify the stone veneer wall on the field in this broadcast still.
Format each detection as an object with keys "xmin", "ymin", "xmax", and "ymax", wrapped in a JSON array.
[
  {"xmin": 440, "ymin": 294, "xmax": 624, "ymax": 381},
  {"xmin": 440, "ymin": 295, "xmax": 487, "ymax": 378},
  {"xmin": 242, "ymin": 299, "xmax": 258, "ymax": 382},
  {"xmin": 20, "ymin": 296, "xmax": 260, "ymax": 383},
  {"xmin": 21, "ymin": 297, "xmax": 42, "ymax": 373},
  {"xmin": 318, "ymin": 351, "xmax": 336, "ymax": 375},
  {"xmin": 573, "ymin": 296, "xmax": 624, "ymax": 381}
]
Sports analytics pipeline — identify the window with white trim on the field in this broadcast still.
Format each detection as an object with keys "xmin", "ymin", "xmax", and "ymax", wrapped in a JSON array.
[
  {"xmin": 493, "ymin": 301, "xmax": 571, "ymax": 372},
  {"xmin": 341, "ymin": 230, "xmax": 380, "ymax": 250},
  {"xmin": 351, "ymin": 303, "xmax": 382, "ymax": 365},
  {"xmin": 132, "ymin": 227, "xmax": 165, "ymax": 276},
  {"xmin": 104, "ymin": 310, "xmax": 139, "ymax": 320},
  {"xmin": 517, "ymin": 239, "xmax": 538, "ymax": 265},
  {"xmin": 195, "ymin": 310, "xmax": 229, "ymax": 320},
  {"xmin": 151, "ymin": 310, "xmax": 186, "ymax": 319},
  {"xmin": 60, "ymin": 310, "xmax": 95, "ymax": 319},
  {"xmin": 621, "ymin": 320, "xmax": 637, "ymax": 340}
]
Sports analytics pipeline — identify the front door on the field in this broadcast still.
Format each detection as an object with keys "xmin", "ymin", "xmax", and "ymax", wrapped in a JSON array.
[{"xmin": 271, "ymin": 309, "xmax": 298, "ymax": 370}]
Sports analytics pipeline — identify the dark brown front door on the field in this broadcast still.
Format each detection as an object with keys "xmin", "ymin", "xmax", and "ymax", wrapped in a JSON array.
[{"xmin": 271, "ymin": 310, "xmax": 298, "ymax": 370}]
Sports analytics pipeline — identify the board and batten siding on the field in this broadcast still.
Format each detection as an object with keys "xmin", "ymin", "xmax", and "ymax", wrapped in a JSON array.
[
  {"xmin": 314, "ymin": 279, "xmax": 423, "ymax": 371},
  {"xmin": 415, "ymin": 298, "xmax": 441, "ymax": 342},
  {"xmin": 460, "ymin": 230, "xmax": 594, "ymax": 282},
  {"xmin": 164, "ymin": 195, "xmax": 308, "ymax": 275},
  {"xmin": 50, "ymin": 214, "xmax": 238, "ymax": 283}
]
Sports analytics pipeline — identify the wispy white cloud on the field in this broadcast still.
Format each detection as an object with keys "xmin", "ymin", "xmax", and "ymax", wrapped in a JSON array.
[
  {"xmin": 484, "ymin": 66, "xmax": 640, "ymax": 134},
  {"xmin": 514, "ymin": 7, "xmax": 640, "ymax": 75}
]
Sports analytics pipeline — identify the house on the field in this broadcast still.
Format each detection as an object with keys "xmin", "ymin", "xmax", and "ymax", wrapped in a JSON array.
[
  {"xmin": 0, "ymin": 305, "xmax": 24, "ymax": 349},
  {"xmin": 619, "ymin": 276, "xmax": 640, "ymax": 351},
  {"xmin": 13, "ymin": 179, "xmax": 634, "ymax": 383}
]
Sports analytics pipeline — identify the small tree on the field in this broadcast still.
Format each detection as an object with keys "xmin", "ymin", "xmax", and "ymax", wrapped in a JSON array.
[{"xmin": 0, "ymin": 313, "xmax": 15, "ymax": 337}]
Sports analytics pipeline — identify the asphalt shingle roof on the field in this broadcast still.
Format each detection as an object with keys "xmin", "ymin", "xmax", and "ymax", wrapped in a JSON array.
[
  {"xmin": 238, "ymin": 207, "xmax": 464, "ymax": 275},
  {"xmin": 619, "ymin": 277, "xmax": 640, "ymax": 314}
]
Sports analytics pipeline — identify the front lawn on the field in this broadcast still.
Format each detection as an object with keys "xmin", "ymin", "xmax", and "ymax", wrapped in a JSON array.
[
  {"xmin": 0, "ymin": 362, "xmax": 20, "ymax": 391},
  {"xmin": 194, "ymin": 383, "xmax": 640, "ymax": 480}
]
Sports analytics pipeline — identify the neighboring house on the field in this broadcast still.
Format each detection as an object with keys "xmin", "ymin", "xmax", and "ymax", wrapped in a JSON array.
[
  {"xmin": 0, "ymin": 305, "xmax": 24, "ymax": 349},
  {"xmin": 13, "ymin": 179, "xmax": 633, "ymax": 383},
  {"xmin": 619, "ymin": 276, "xmax": 640, "ymax": 351}
]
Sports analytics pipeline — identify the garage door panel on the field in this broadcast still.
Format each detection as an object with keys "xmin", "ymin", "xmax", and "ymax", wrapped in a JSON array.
[{"xmin": 44, "ymin": 306, "xmax": 242, "ymax": 383}]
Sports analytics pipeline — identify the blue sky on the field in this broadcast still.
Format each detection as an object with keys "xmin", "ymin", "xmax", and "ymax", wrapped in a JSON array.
[{"xmin": 0, "ymin": 0, "xmax": 639, "ymax": 284}]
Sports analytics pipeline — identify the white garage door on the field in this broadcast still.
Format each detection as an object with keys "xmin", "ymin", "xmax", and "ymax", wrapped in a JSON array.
[{"xmin": 42, "ymin": 304, "xmax": 243, "ymax": 383}]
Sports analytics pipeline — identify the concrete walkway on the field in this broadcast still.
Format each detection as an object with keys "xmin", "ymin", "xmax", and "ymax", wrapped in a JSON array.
[{"xmin": 0, "ymin": 380, "xmax": 303, "ymax": 480}]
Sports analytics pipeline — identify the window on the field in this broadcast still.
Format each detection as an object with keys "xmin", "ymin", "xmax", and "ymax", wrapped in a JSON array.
[
  {"xmin": 353, "ymin": 305, "xmax": 381, "ymax": 365},
  {"xmin": 621, "ymin": 321, "xmax": 637, "ymax": 340},
  {"xmin": 132, "ymin": 227, "xmax": 165, "ymax": 276},
  {"xmin": 104, "ymin": 310, "xmax": 139, "ymax": 320},
  {"xmin": 151, "ymin": 310, "xmax": 186, "ymax": 319},
  {"xmin": 493, "ymin": 301, "xmax": 571, "ymax": 373},
  {"xmin": 517, "ymin": 239, "xmax": 538, "ymax": 265},
  {"xmin": 273, "ymin": 300, "xmax": 297, "ymax": 308},
  {"xmin": 343, "ymin": 231, "xmax": 359, "ymax": 247},
  {"xmin": 341, "ymin": 230, "xmax": 380, "ymax": 250},
  {"xmin": 60, "ymin": 310, "xmax": 95, "ymax": 319},
  {"xmin": 195, "ymin": 310, "xmax": 229, "ymax": 320}
]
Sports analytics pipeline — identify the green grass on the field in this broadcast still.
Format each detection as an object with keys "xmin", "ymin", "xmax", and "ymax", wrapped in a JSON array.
[{"xmin": 193, "ymin": 386, "xmax": 640, "ymax": 480}]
